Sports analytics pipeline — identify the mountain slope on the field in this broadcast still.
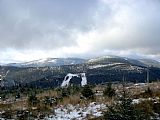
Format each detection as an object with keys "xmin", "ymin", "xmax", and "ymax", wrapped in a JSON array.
[
  {"xmin": 3, "ymin": 55, "xmax": 160, "ymax": 68},
  {"xmin": 5, "ymin": 58, "xmax": 87, "ymax": 67},
  {"xmin": 87, "ymin": 55, "xmax": 146, "ymax": 67},
  {"xmin": 1, "ymin": 55, "xmax": 160, "ymax": 88},
  {"xmin": 139, "ymin": 59, "xmax": 160, "ymax": 68}
]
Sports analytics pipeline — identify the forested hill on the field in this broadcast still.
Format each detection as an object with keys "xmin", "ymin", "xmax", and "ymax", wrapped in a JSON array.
[{"xmin": 0, "ymin": 56, "xmax": 160, "ymax": 88}]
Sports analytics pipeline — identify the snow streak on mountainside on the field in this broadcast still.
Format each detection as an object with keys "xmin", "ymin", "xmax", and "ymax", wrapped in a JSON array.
[
  {"xmin": 81, "ymin": 73, "xmax": 87, "ymax": 86},
  {"xmin": 61, "ymin": 73, "xmax": 79, "ymax": 87},
  {"xmin": 88, "ymin": 63, "xmax": 122, "ymax": 69},
  {"xmin": 61, "ymin": 73, "xmax": 87, "ymax": 87}
]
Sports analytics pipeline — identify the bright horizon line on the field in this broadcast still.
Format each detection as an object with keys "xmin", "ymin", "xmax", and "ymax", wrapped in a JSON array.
[{"xmin": 0, "ymin": 54, "xmax": 159, "ymax": 65}]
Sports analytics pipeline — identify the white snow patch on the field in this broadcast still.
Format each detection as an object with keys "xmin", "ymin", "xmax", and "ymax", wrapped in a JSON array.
[
  {"xmin": 134, "ymin": 83, "xmax": 146, "ymax": 86},
  {"xmin": 48, "ymin": 59, "xmax": 57, "ymax": 63},
  {"xmin": 46, "ymin": 102, "xmax": 106, "ymax": 120},
  {"xmin": 132, "ymin": 99, "xmax": 141, "ymax": 104},
  {"xmin": 132, "ymin": 97, "xmax": 160, "ymax": 104}
]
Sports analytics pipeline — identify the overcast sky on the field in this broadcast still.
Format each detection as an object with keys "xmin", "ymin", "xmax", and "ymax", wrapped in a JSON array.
[{"xmin": 0, "ymin": 0, "xmax": 160, "ymax": 63}]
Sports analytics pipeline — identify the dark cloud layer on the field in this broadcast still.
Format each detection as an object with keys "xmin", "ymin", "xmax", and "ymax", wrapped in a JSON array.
[{"xmin": 0, "ymin": 0, "xmax": 98, "ymax": 49}]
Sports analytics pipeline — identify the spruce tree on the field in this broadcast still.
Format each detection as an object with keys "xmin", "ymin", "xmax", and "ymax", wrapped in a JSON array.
[
  {"xmin": 103, "ymin": 83, "xmax": 115, "ymax": 98},
  {"xmin": 81, "ymin": 85, "xmax": 94, "ymax": 99},
  {"xmin": 103, "ymin": 83, "xmax": 152, "ymax": 120}
]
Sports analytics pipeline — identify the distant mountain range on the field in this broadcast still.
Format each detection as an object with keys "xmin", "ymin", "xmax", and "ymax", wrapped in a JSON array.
[
  {"xmin": 4, "ymin": 58, "xmax": 87, "ymax": 67},
  {"xmin": 3, "ymin": 55, "xmax": 160, "ymax": 68},
  {"xmin": 0, "ymin": 55, "xmax": 160, "ymax": 88}
]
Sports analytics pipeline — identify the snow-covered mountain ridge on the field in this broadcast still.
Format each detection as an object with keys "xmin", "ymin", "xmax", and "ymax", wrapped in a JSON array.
[
  {"xmin": 2, "ymin": 55, "xmax": 160, "ymax": 68},
  {"xmin": 1, "ymin": 55, "xmax": 160, "ymax": 88},
  {"xmin": 4, "ymin": 58, "xmax": 87, "ymax": 67}
]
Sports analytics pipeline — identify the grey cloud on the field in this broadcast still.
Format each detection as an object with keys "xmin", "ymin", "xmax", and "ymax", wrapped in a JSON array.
[
  {"xmin": 0, "ymin": 0, "xmax": 160, "ymax": 62},
  {"xmin": 88, "ymin": 0, "xmax": 160, "ymax": 55},
  {"xmin": 0, "ymin": 0, "xmax": 98, "ymax": 50}
]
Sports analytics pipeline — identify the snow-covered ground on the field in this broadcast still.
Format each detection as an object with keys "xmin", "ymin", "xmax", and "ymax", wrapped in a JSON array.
[
  {"xmin": 46, "ymin": 102, "xmax": 106, "ymax": 120},
  {"xmin": 132, "ymin": 97, "xmax": 160, "ymax": 104}
]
